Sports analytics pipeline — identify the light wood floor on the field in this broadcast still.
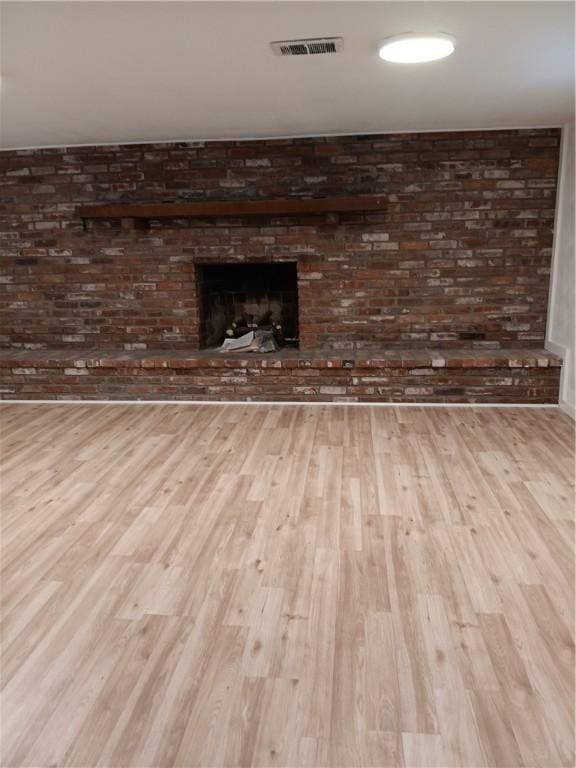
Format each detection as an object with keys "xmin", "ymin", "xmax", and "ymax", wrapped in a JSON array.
[{"xmin": 1, "ymin": 403, "xmax": 574, "ymax": 768}]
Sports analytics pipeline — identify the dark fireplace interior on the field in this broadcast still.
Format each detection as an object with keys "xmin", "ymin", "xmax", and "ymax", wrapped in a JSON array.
[{"xmin": 197, "ymin": 262, "xmax": 299, "ymax": 349}]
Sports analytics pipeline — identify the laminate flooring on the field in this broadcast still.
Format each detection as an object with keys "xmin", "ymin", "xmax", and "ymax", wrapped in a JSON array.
[{"xmin": 1, "ymin": 404, "xmax": 574, "ymax": 767}]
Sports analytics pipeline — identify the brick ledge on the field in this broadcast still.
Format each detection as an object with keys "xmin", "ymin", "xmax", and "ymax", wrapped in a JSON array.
[{"xmin": 0, "ymin": 347, "xmax": 562, "ymax": 371}]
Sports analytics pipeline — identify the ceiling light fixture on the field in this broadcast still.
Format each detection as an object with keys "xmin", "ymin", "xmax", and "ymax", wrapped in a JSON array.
[{"xmin": 378, "ymin": 33, "xmax": 455, "ymax": 64}]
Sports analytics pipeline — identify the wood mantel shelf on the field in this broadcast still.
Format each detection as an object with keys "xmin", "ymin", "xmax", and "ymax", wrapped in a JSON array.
[{"xmin": 78, "ymin": 196, "xmax": 387, "ymax": 225}]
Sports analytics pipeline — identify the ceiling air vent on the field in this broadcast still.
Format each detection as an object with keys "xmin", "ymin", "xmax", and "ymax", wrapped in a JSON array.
[{"xmin": 270, "ymin": 37, "xmax": 344, "ymax": 56}]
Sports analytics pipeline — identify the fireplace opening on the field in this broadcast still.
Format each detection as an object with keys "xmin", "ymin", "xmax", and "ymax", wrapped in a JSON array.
[{"xmin": 197, "ymin": 262, "xmax": 299, "ymax": 350}]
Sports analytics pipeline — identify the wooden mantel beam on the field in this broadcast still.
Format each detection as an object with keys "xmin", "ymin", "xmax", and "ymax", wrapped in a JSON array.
[{"xmin": 78, "ymin": 196, "xmax": 387, "ymax": 221}]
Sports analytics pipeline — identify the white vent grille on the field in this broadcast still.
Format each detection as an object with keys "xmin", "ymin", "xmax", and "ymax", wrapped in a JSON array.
[{"xmin": 270, "ymin": 37, "xmax": 344, "ymax": 56}]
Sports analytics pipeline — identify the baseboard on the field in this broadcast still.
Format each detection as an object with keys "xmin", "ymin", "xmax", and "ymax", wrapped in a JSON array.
[
  {"xmin": 559, "ymin": 399, "xmax": 576, "ymax": 420},
  {"xmin": 546, "ymin": 339, "xmax": 575, "ymax": 418},
  {"xmin": 0, "ymin": 399, "xmax": 560, "ymax": 408}
]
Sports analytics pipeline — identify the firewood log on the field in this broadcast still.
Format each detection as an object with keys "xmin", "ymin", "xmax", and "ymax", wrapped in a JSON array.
[
  {"xmin": 256, "ymin": 310, "xmax": 274, "ymax": 327},
  {"xmin": 232, "ymin": 315, "xmax": 249, "ymax": 329}
]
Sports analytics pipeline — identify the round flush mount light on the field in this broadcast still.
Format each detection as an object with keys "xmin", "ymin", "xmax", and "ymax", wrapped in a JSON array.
[{"xmin": 378, "ymin": 33, "xmax": 455, "ymax": 64}]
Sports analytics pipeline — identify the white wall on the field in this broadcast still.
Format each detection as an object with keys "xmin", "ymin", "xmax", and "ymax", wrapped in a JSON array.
[{"xmin": 547, "ymin": 123, "xmax": 575, "ymax": 418}]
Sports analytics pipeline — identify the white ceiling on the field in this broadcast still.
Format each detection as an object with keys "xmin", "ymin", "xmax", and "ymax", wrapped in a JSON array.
[{"xmin": 0, "ymin": 1, "xmax": 574, "ymax": 150}]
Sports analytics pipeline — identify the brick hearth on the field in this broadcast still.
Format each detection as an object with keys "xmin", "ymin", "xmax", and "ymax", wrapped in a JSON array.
[{"xmin": 0, "ymin": 348, "xmax": 561, "ymax": 402}]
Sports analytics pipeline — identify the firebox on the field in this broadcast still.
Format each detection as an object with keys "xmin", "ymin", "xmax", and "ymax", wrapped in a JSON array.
[{"xmin": 196, "ymin": 262, "xmax": 299, "ymax": 349}]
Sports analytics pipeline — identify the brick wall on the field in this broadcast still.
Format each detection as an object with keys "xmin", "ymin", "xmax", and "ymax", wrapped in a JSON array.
[{"xmin": 0, "ymin": 128, "xmax": 560, "ymax": 352}]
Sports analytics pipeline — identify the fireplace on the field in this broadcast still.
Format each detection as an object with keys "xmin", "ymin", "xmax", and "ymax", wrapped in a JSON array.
[{"xmin": 196, "ymin": 262, "xmax": 299, "ymax": 349}]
